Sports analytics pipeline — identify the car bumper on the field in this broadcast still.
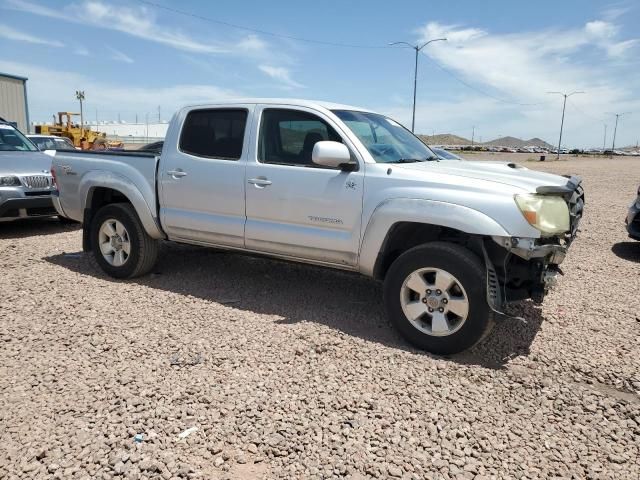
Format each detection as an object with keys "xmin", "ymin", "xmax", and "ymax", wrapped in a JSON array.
[
  {"xmin": 0, "ymin": 195, "xmax": 56, "ymax": 222},
  {"xmin": 625, "ymin": 200, "xmax": 640, "ymax": 240},
  {"xmin": 52, "ymin": 191, "xmax": 68, "ymax": 218}
]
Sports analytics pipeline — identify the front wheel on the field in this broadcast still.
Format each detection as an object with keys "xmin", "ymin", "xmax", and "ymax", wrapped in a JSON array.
[
  {"xmin": 90, "ymin": 203, "xmax": 159, "ymax": 279},
  {"xmin": 383, "ymin": 242, "xmax": 493, "ymax": 355}
]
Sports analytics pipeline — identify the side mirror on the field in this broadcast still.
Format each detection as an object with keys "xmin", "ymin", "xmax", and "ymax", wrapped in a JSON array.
[{"xmin": 312, "ymin": 141, "xmax": 356, "ymax": 170}]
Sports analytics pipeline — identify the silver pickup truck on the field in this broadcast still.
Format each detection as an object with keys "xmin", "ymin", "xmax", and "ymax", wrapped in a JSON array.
[{"xmin": 52, "ymin": 99, "xmax": 584, "ymax": 354}]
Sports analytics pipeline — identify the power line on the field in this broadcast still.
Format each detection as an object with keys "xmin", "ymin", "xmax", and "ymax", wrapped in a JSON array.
[
  {"xmin": 423, "ymin": 56, "xmax": 550, "ymax": 107},
  {"xmin": 136, "ymin": 0, "xmax": 391, "ymax": 49},
  {"xmin": 567, "ymin": 99, "xmax": 605, "ymax": 123}
]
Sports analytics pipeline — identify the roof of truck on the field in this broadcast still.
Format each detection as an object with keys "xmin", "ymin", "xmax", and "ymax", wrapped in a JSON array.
[{"xmin": 182, "ymin": 98, "xmax": 377, "ymax": 114}]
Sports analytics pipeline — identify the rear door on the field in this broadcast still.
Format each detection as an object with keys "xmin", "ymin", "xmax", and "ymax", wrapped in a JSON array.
[
  {"xmin": 159, "ymin": 106, "xmax": 253, "ymax": 247},
  {"xmin": 244, "ymin": 105, "xmax": 364, "ymax": 267}
]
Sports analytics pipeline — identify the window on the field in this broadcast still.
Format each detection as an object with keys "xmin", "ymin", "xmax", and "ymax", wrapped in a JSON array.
[
  {"xmin": 333, "ymin": 110, "xmax": 438, "ymax": 164},
  {"xmin": 179, "ymin": 109, "xmax": 247, "ymax": 160},
  {"xmin": 0, "ymin": 124, "xmax": 37, "ymax": 152},
  {"xmin": 258, "ymin": 109, "xmax": 343, "ymax": 167}
]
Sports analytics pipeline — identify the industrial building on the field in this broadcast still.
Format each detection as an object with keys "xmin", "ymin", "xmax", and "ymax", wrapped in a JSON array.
[{"xmin": 0, "ymin": 72, "xmax": 29, "ymax": 132}]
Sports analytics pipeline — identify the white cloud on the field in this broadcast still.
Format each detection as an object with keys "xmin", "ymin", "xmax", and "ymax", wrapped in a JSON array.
[
  {"xmin": 0, "ymin": 23, "xmax": 64, "ymax": 47},
  {"xmin": 258, "ymin": 65, "xmax": 303, "ymax": 89},
  {"xmin": 4, "ymin": 0, "xmax": 266, "ymax": 55},
  {"xmin": 393, "ymin": 19, "xmax": 640, "ymax": 147},
  {"xmin": 106, "ymin": 46, "xmax": 134, "ymax": 64},
  {"xmin": 585, "ymin": 20, "xmax": 618, "ymax": 39},
  {"xmin": 0, "ymin": 59, "xmax": 241, "ymax": 122}
]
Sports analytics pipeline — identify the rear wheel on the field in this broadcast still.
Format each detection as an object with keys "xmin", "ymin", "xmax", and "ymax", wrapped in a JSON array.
[
  {"xmin": 90, "ymin": 203, "xmax": 159, "ymax": 279},
  {"xmin": 383, "ymin": 242, "xmax": 493, "ymax": 354}
]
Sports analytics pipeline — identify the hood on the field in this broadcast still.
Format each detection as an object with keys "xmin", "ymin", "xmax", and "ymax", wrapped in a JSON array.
[
  {"xmin": 396, "ymin": 160, "xmax": 568, "ymax": 193},
  {"xmin": 0, "ymin": 151, "xmax": 52, "ymax": 176}
]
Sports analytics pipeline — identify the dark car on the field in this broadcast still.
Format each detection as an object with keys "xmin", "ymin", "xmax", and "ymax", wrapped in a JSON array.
[
  {"xmin": 139, "ymin": 141, "xmax": 164, "ymax": 155},
  {"xmin": 626, "ymin": 186, "xmax": 640, "ymax": 240}
]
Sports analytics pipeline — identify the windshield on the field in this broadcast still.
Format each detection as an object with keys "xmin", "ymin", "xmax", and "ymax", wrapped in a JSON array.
[
  {"xmin": 0, "ymin": 124, "xmax": 38, "ymax": 152},
  {"xmin": 432, "ymin": 148, "xmax": 462, "ymax": 160},
  {"xmin": 333, "ymin": 110, "xmax": 438, "ymax": 163}
]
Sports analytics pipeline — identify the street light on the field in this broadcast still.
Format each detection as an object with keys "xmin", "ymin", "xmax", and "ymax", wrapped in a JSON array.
[
  {"xmin": 606, "ymin": 111, "xmax": 631, "ymax": 154},
  {"xmin": 547, "ymin": 91, "xmax": 584, "ymax": 159},
  {"xmin": 389, "ymin": 38, "xmax": 447, "ymax": 133},
  {"xmin": 75, "ymin": 90, "xmax": 85, "ymax": 136}
]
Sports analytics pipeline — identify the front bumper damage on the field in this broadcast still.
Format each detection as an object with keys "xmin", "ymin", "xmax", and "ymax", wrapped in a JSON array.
[{"xmin": 485, "ymin": 176, "xmax": 584, "ymax": 307}]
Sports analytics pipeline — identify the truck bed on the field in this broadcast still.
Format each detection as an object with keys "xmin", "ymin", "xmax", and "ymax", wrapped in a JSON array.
[{"xmin": 52, "ymin": 149, "xmax": 161, "ymax": 227}]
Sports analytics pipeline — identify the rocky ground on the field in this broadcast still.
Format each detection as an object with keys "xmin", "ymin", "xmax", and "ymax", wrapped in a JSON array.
[{"xmin": 1, "ymin": 154, "xmax": 638, "ymax": 479}]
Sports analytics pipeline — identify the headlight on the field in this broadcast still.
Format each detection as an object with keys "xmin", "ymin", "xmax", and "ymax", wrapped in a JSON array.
[
  {"xmin": 515, "ymin": 194, "xmax": 569, "ymax": 235},
  {"xmin": 0, "ymin": 176, "xmax": 21, "ymax": 187}
]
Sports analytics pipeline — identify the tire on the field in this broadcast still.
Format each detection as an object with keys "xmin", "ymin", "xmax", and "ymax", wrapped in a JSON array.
[
  {"xmin": 90, "ymin": 203, "xmax": 159, "ymax": 279},
  {"xmin": 383, "ymin": 242, "xmax": 493, "ymax": 355}
]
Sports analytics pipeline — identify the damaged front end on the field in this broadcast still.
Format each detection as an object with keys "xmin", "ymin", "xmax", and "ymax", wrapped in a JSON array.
[{"xmin": 485, "ymin": 176, "xmax": 584, "ymax": 308}]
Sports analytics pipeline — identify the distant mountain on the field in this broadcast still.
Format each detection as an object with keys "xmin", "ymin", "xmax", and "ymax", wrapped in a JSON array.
[
  {"xmin": 418, "ymin": 133, "xmax": 554, "ymax": 149},
  {"xmin": 525, "ymin": 138, "xmax": 556, "ymax": 150},
  {"xmin": 482, "ymin": 136, "xmax": 555, "ymax": 150},
  {"xmin": 418, "ymin": 134, "xmax": 472, "ymax": 145}
]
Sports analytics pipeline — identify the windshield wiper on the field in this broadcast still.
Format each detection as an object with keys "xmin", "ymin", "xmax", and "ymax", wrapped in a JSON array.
[
  {"xmin": 390, "ymin": 156, "xmax": 440, "ymax": 163},
  {"xmin": 390, "ymin": 158, "xmax": 425, "ymax": 163}
]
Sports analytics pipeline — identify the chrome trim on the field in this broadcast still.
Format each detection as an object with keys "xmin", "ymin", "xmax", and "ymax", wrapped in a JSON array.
[{"xmin": 21, "ymin": 175, "xmax": 53, "ymax": 190}]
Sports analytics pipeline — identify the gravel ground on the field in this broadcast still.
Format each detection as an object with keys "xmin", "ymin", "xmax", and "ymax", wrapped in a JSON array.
[{"xmin": 1, "ymin": 154, "xmax": 639, "ymax": 479}]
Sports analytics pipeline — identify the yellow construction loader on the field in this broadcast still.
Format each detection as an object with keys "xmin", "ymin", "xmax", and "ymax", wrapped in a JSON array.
[{"xmin": 34, "ymin": 112, "xmax": 122, "ymax": 149}]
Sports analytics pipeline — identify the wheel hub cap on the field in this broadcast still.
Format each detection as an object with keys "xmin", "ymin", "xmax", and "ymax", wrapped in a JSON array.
[
  {"xmin": 400, "ymin": 267, "xmax": 469, "ymax": 337},
  {"xmin": 426, "ymin": 296, "xmax": 440, "ymax": 309},
  {"xmin": 98, "ymin": 219, "xmax": 131, "ymax": 267}
]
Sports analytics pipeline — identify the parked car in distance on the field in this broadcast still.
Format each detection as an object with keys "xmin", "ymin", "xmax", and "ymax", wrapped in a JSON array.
[
  {"xmin": 27, "ymin": 134, "xmax": 76, "ymax": 152},
  {"xmin": 0, "ymin": 122, "xmax": 57, "ymax": 222},
  {"xmin": 431, "ymin": 147, "xmax": 464, "ymax": 161},
  {"xmin": 52, "ymin": 99, "xmax": 585, "ymax": 354},
  {"xmin": 626, "ymin": 185, "xmax": 640, "ymax": 240},
  {"xmin": 139, "ymin": 141, "xmax": 164, "ymax": 155}
]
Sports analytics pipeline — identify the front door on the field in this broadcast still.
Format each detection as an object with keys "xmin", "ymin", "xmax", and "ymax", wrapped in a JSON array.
[
  {"xmin": 245, "ymin": 106, "xmax": 364, "ymax": 266},
  {"xmin": 159, "ymin": 107, "xmax": 252, "ymax": 247}
]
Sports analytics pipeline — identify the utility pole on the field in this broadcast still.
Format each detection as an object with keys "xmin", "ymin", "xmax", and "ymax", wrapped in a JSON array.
[
  {"xmin": 158, "ymin": 105, "xmax": 161, "ymax": 123},
  {"xmin": 607, "ymin": 112, "xmax": 631, "ymax": 153},
  {"xmin": 75, "ymin": 90, "xmax": 85, "ymax": 136},
  {"xmin": 135, "ymin": 113, "xmax": 138, "ymax": 124},
  {"xmin": 471, "ymin": 126, "xmax": 475, "ymax": 146},
  {"xmin": 389, "ymin": 37, "xmax": 447, "ymax": 133},
  {"xmin": 547, "ymin": 91, "xmax": 584, "ymax": 159},
  {"xmin": 602, "ymin": 123, "xmax": 607, "ymax": 152}
]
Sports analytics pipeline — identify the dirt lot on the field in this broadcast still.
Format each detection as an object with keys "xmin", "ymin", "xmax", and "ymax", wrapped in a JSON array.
[{"xmin": 1, "ymin": 154, "xmax": 639, "ymax": 479}]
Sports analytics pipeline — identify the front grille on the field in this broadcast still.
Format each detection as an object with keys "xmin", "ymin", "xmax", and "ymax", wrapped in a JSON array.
[
  {"xmin": 567, "ymin": 184, "xmax": 585, "ymax": 243},
  {"xmin": 26, "ymin": 207, "xmax": 56, "ymax": 217},
  {"xmin": 24, "ymin": 191, "xmax": 52, "ymax": 197},
  {"xmin": 22, "ymin": 175, "xmax": 53, "ymax": 189},
  {"xmin": 1, "ymin": 209, "xmax": 19, "ymax": 218}
]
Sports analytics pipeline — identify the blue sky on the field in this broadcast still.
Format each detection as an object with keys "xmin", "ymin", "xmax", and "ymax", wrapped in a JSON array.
[{"xmin": 1, "ymin": 0, "xmax": 639, "ymax": 147}]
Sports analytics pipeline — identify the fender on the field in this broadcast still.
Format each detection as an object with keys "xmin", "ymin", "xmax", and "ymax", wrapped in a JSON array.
[
  {"xmin": 358, "ymin": 198, "xmax": 511, "ymax": 276},
  {"xmin": 80, "ymin": 170, "xmax": 164, "ymax": 239}
]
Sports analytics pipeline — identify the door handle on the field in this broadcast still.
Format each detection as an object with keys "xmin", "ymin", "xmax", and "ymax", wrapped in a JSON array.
[
  {"xmin": 248, "ymin": 177, "xmax": 272, "ymax": 187},
  {"xmin": 167, "ymin": 169, "xmax": 187, "ymax": 178}
]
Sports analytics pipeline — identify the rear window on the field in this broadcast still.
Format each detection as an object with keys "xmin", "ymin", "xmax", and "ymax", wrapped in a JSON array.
[{"xmin": 179, "ymin": 109, "xmax": 247, "ymax": 160}]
